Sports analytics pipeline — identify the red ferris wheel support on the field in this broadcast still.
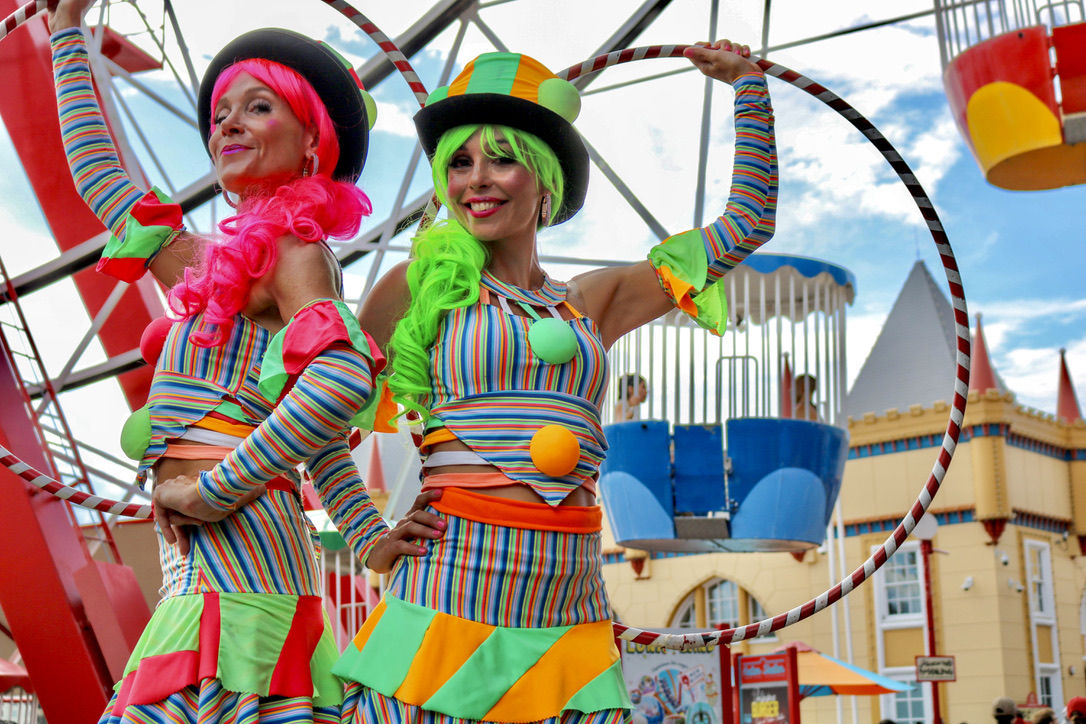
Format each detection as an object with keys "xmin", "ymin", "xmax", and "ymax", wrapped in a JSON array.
[
  {"xmin": 0, "ymin": 3, "xmax": 156, "ymax": 721},
  {"xmin": 0, "ymin": 1, "xmax": 160, "ymax": 410}
]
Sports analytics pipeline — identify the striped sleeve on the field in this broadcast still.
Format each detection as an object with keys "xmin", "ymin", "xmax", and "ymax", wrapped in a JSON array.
[
  {"xmin": 648, "ymin": 72, "xmax": 776, "ymax": 333},
  {"xmin": 307, "ymin": 437, "xmax": 389, "ymax": 566},
  {"xmin": 51, "ymin": 28, "xmax": 183, "ymax": 281},
  {"xmin": 197, "ymin": 345, "xmax": 375, "ymax": 510}
]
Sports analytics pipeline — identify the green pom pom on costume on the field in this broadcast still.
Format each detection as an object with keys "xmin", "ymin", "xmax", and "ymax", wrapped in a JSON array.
[
  {"xmin": 527, "ymin": 318, "xmax": 578, "ymax": 364},
  {"xmin": 120, "ymin": 405, "xmax": 152, "ymax": 461},
  {"xmin": 425, "ymin": 86, "xmax": 450, "ymax": 107},
  {"xmin": 537, "ymin": 77, "xmax": 581, "ymax": 122}
]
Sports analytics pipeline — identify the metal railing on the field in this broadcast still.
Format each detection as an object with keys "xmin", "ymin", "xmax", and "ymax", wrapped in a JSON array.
[{"xmin": 933, "ymin": 0, "xmax": 1086, "ymax": 67}]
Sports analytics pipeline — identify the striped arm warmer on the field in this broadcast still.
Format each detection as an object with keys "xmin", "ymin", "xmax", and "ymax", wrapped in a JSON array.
[
  {"xmin": 701, "ymin": 73, "xmax": 776, "ymax": 280},
  {"xmin": 199, "ymin": 346, "xmax": 375, "ymax": 510},
  {"xmin": 307, "ymin": 437, "xmax": 389, "ymax": 567},
  {"xmin": 52, "ymin": 28, "xmax": 183, "ymax": 281},
  {"xmin": 51, "ymin": 28, "xmax": 145, "ymax": 240}
]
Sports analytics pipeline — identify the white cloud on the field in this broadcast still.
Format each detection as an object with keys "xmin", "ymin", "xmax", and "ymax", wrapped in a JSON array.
[{"xmin": 373, "ymin": 100, "xmax": 419, "ymax": 139}]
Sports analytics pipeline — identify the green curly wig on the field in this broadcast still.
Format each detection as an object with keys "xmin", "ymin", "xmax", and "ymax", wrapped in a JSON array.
[{"xmin": 387, "ymin": 124, "xmax": 565, "ymax": 420}]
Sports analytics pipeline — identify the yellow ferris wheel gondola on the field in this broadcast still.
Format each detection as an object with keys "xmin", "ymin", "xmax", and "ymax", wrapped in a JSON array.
[{"xmin": 937, "ymin": 1, "xmax": 1086, "ymax": 190}]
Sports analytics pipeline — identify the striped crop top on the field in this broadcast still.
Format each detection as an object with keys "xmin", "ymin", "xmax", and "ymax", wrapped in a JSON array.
[
  {"xmin": 425, "ymin": 272, "xmax": 609, "ymax": 506},
  {"xmin": 136, "ymin": 314, "xmax": 274, "ymax": 485}
]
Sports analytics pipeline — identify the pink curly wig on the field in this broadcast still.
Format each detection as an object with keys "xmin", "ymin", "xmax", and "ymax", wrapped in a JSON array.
[{"xmin": 169, "ymin": 58, "xmax": 372, "ymax": 347}]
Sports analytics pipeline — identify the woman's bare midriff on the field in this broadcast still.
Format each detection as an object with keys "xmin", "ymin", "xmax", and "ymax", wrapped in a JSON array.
[
  {"xmin": 427, "ymin": 439, "xmax": 597, "ymax": 508},
  {"xmin": 152, "ymin": 440, "xmax": 224, "ymax": 490},
  {"xmin": 153, "ymin": 457, "xmax": 221, "ymax": 489}
]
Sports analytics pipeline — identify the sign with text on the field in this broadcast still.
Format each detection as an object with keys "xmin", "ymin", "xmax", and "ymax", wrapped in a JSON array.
[
  {"xmin": 736, "ymin": 650, "xmax": 801, "ymax": 724},
  {"xmin": 619, "ymin": 630, "xmax": 732, "ymax": 724},
  {"xmin": 915, "ymin": 656, "xmax": 956, "ymax": 682}
]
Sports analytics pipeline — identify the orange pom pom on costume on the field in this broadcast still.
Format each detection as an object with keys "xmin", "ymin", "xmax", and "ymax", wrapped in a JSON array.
[{"xmin": 529, "ymin": 424, "xmax": 581, "ymax": 477}]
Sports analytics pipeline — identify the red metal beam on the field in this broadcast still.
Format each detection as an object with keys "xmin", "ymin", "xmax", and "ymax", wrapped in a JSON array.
[
  {"xmin": 0, "ymin": 347, "xmax": 114, "ymax": 722},
  {"xmin": 0, "ymin": 4, "xmax": 160, "ymax": 410}
]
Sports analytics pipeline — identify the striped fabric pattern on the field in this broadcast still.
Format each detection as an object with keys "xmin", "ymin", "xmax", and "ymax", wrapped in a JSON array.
[
  {"xmin": 335, "ymin": 510, "xmax": 628, "ymax": 722},
  {"xmin": 142, "ymin": 315, "xmax": 272, "ymax": 479},
  {"xmin": 52, "ymin": 29, "xmax": 147, "ymax": 245},
  {"xmin": 703, "ymin": 73, "xmax": 777, "ymax": 282},
  {"xmin": 306, "ymin": 435, "xmax": 390, "ymax": 567},
  {"xmin": 432, "ymin": 276, "xmax": 608, "ymax": 408},
  {"xmin": 386, "ymin": 507, "xmax": 611, "ymax": 628},
  {"xmin": 432, "ymin": 392, "xmax": 606, "ymax": 506},
  {"xmin": 97, "ymin": 681, "xmax": 343, "ymax": 724},
  {"xmin": 336, "ymin": 594, "xmax": 627, "ymax": 722},
  {"xmin": 340, "ymin": 689, "xmax": 628, "ymax": 724},
  {"xmin": 427, "ymin": 275, "xmax": 609, "ymax": 505},
  {"xmin": 199, "ymin": 345, "xmax": 377, "ymax": 510},
  {"xmin": 159, "ymin": 490, "xmax": 322, "ymax": 597},
  {"xmin": 115, "ymin": 308, "xmax": 390, "ymax": 720}
]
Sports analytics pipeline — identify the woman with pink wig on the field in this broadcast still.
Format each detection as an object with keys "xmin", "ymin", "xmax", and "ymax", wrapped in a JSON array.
[{"xmin": 48, "ymin": 0, "xmax": 442, "ymax": 721}]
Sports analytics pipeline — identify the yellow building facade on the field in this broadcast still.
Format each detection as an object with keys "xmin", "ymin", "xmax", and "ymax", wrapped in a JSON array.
[{"xmin": 601, "ymin": 263, "xmax": 1086, "ymax": 724}]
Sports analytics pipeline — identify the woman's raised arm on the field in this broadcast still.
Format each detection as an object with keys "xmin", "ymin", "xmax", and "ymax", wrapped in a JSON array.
[
  {"xmin": 50, "ymin": 0, "xmax": 206, "ymax": 288},
  {"xmin": 574, "ymin": 40, "xmax": 777, "ymax": 348}
]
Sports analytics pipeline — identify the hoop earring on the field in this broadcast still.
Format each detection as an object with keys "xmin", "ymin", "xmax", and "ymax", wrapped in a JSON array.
[
  {"xmin": 540, "ymin": 194, "xmax": 552, "ymax": 226},
  {"xmin": 222, "ymin": 189, "xmax": 239, "ymax": 209},
  {"xmin": 304, "ymin": 153, "xmax": 320, "ymax": 178}
]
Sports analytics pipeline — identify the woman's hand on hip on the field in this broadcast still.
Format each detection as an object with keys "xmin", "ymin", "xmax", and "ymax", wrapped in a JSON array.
[
  {"xmin": 365, "ymin": 489, "xmax": 447, "ymax": 573},
  {"xmin": 153, "ymin": 474, "xmax": 266, "ymax": 554}
]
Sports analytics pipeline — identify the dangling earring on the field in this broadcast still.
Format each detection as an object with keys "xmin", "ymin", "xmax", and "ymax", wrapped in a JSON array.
[
  {"xmin": 304, "ymin": 152, "xmax": 320, "ymax": 178},
  {"xmin": 222, "ymin": 189, "xmax": 239, "ymax": 209},
  {"xmin": 540, "ymin": 194, "xmax": 552, "ymax": 226}
]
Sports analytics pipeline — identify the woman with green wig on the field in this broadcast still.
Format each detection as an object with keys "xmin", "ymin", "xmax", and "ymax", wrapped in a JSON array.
[{"xmin": 336, "ymin": 40, "xmax": 777, "ymax": 723}]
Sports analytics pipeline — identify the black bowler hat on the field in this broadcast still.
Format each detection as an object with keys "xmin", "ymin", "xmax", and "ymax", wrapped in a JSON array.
[{"xmin": 198, "ymin": 28, "xmax": 373, "ymax": 182}]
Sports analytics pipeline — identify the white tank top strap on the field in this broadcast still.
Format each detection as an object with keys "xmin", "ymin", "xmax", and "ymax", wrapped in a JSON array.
[{"xmin": 422, "ymin": 449, "xmax": 490, "ymax": 468}]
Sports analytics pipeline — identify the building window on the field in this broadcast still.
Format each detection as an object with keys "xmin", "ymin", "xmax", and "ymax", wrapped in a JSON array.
[
  {"xmin": 883, "ymin": 549, "xmax": 922, "ymax": 617},
  {"xmin": 707, "ymin": 580, "xmax": 739, "ymax": 628},
  {"xmin": 882, "ymin": 676, "xmax": 924, "ymax": 724},
  {"xmin": 1025, "ymin": 541, "xmax": 1062, "ymax": 708},
  {"xmin": 1025, "ymin": 542, "xmax": 1054, "ymax": 622},
  {"xmin": 874, "ymin": 542, "xmax": 924, "ymax": 626},
  {"xmin": 750, "ymin": 596, "xmax": 768, "ymax": 623},
  {"xmin": 673, "ymin": 593, "xmax": 695, "ymax": 629},
  {"xmin": 1039, "ymin": 669, "xmax": 1055, "ymax": 708},
  {"xmin": 670, "ymin": 578, "xmax": 772, "ymax": 639}
]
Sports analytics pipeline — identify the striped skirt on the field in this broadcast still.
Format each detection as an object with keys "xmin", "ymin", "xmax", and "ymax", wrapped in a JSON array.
[
  {"xmin": 98, "ymin": 591, "xmax": 344, "ymax": 724},
  {"xmin": 335, "ymin": 488, "xmax": 632, "ymax": 723}
]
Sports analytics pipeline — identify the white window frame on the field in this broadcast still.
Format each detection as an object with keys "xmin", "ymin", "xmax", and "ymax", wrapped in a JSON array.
[
  {"xmin": 1025, "ymin": 540, "xmax": 1062, "ymax": 709},
  {"xmin": 879, "ymin": 670, "xmax": 929, "ymax": 724},
  {"xmin": 667, "ymin": 579, "xmax": 776, "ymax": 640},
  {"xmin": 706, "ymin": 579, "xmax": 740, "ymax": 628},
  {"xmin": 1038, "ymin": 665, "xmax": 1061, "ymax": 709},
  {"xmin": 873, "ymin": 541, "xmax": 929, "ymax": 722},
  {"xmin": 1025, "ymin": 540, "xmax": 1056, "ymax": 624},
  {"xmin": 672, "ymin": 591, "xmax": 696, "ymax": 629},
  {"xmin": 873, "ymin": 541, "xmax": 926, "ymax": 629}
]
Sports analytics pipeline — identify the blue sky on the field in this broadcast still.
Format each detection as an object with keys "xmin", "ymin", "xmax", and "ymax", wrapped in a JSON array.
[{"xmin": 0, "ymin": 0, "xmax": 1083, "ymax": 471}]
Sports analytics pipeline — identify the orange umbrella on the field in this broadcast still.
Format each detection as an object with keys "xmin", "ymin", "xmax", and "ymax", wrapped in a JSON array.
[{"xmin": 773, "ymin": 642, "xmax": 912, "ymax": 699}]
